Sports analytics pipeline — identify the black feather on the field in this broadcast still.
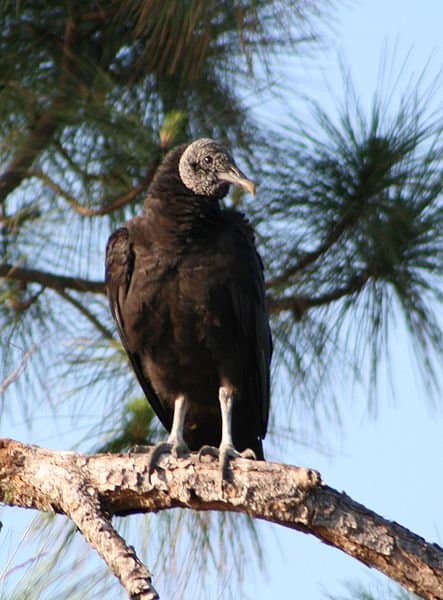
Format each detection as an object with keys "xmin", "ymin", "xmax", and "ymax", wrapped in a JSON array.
[{"xmin": 105, "ymin": 139, "xmax": 272, "ymax": 459}]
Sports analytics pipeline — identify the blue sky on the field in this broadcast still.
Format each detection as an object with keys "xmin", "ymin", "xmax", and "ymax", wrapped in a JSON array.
[
  {"xmin": 245, "ymin": 1, "xmax": 443, "ymax": 598},
  {"xmin": 1, "ymin": 1, "xmax": 442, "ymax": 599}
]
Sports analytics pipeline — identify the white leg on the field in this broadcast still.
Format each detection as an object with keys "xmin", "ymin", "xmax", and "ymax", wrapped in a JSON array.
[
  {"xmin": 147, "ymin": 394, "xmax": 189, "ymax": 478},
  {"xmin": 219, "ymin": 387, "xmax": 235, "ymax": 448},
  {"xmin": 167, "ymin": 394, "xmax": 188, "ymax": 448},
  {"xmin": 217, "ymin": 386, "xmax": 256, "ymax": 478}
]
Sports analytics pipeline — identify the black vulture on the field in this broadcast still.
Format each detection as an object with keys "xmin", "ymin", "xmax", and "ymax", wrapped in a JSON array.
[{"xmin": 105, "ymin": 138, "xmax": 272, "ymax": 474}]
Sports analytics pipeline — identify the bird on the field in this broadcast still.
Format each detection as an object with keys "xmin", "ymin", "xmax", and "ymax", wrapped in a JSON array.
[{"xmin": 105, "ymin": 138, "xmax": 272, "ymax": 476}]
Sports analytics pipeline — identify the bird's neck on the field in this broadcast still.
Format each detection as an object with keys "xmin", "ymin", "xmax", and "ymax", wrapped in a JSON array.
[
  {"xmin": 145, "ymin": 147, "xmax": 224, "ymax": 241},
  {"xmin": 144, "ymin": 192, "xmax": 222, "ymax": 245}
]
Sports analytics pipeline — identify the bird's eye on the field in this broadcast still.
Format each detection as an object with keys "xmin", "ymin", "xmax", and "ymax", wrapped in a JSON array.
[{"xmin": 203, "ymin": 155, "xmax": 213, "ymax": 165}]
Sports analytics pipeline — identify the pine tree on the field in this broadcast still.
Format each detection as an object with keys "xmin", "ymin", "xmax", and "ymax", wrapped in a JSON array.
[{"xmin": 0, "ymin": 1, "xmax": 442, "ymax": 598}]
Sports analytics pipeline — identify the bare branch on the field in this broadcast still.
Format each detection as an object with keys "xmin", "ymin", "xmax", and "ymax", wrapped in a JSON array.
[
  {"xmin": 60, "ymin": 460, "xmax": 159, "ymax": 600},
  {"xmin": 0, "ymin": 439, "xmax": 441, "ymax": 600},
  {"xmin": 0, "ymin": 439, "xmax": 158, "ymax": 600},
  {"xmin": 0, "ymin": 263, "xmax": 105, "ymax": 295}
]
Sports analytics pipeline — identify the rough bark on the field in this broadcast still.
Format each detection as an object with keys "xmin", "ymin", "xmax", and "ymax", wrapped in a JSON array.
[{"xmin": 0, "ymin": 438, "xmax": 442, "ymax": 600}]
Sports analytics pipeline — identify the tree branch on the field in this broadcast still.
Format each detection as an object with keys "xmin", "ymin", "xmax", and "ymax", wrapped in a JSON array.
[
  {"xmin": 267, "ymin": 270, "xmax": 371, "ymax": 319},
  {"xmin": 0, "ymin": 113, "xmax": 60, "ymax": 206},
  {"xmin": 0, "ymin": 15, "xmax": 80, "ymax": 206},
  {"xmin": 54, "ymin": 288, "xmax": 114, "ymax": 339},
  {"xmin": 268, "ymin": 207, "xmax": 368, "ymax": 289},
  {"xmin": 0, "ymin": 263, "xmax": 105, "ymax": 295},
  {"xmin": 2, "ymin": 261, "xmax": 373, "ymax": 320},
  {"xmin": 0, "ymin": 439, "xmax": 441, "ymax": 600},
  {"xmin": 2, "ymin": 262, "xmax": 373, "ymax": 325},
  {"xmin": 59, "ymin": 460, "xmax": 158, "ymax": 600},
  {"xmin": 30, "ymin": 169, "xmax": 156, "ymax": 217}
]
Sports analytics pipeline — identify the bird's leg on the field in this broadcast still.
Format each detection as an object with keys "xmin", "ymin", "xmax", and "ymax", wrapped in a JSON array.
[
  {"xmin": 217, "ymin": 386, "xmax": 256, "ymax": 477},
  {"xmin": 148, "ymin": 395, "xmax": 190, "ymax": 478},
  {"xmin": 167, "ymin": 394, "xmax": 189, "ymax": 454},
  {"xmin": 198, "ymin": 386, "xmax": 257, "ymax": 474}
]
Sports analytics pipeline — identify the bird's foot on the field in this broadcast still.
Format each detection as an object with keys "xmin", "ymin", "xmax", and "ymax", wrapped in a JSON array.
[
  {"xmin": 147, "ymin": 440, "xmax": 189, "ymax": 481},
  {"xmin": 218, "ymin": 444, "xmax": 256, "ymax": 479},
  {"xmin": 197, "ymin": 445, "xmax": 220, "ymax": 462}
]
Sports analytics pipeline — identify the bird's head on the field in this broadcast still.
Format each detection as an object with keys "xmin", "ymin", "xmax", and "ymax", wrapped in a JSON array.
[{"xmin": 178, "ymin": 138, "xmax": 256, "ymax": 199}]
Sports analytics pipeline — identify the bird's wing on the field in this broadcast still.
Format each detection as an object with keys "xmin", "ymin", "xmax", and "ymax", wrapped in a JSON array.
[
  {"xmin": 225, "ymin": 215, "xmax": 272, "ymax": 440},
  {"xmin": 229, "ymin": 249, "xmax": 272, "ymax": 439},
  {"xmin": 252, "ymin": 253, "xmax": 273, "ymax": 436},
  {"xmin": 105, "ymin": 227, "xmax": 171, "ymax": 431}
]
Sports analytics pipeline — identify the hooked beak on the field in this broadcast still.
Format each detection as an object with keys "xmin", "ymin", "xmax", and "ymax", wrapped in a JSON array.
[{"xmin": 218, "ymin": 165, "xmax": 256, "ymax": 196}]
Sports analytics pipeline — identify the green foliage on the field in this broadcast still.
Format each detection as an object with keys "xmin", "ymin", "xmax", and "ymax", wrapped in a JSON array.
[
  {"xmin": 0, "ymin": 1, "xmax": 328, "ymax": 598},
  {"xmin": 96, "ymin": 396, "xmax": 158, "ymax": 452},
  {"xmin": 256, "ymin": 65, "xmax": 443, "ymax": 396}
]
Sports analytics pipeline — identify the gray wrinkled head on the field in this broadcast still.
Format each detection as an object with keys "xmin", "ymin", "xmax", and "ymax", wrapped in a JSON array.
[{"xmin": 178, "ymin": 138, "xmax": 256, "ymax": 199}]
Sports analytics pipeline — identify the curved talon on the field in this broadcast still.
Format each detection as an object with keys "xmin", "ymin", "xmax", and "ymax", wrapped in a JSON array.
[
  {"xmin": 148, "ymin": 442, "xmax": 172, "ymax": 478},
  {"xmin": 148, "ymin": 440, "xmax": 189, "ymax": 480},
  {"xmin": 240, "ymin": 448, "xmax": 256, "ymax": 460},
  {"xmin": 218, "ymin": 444, "xmax": 257, "ymax": 478},
  {"xmin": 198, "ymin": 445, "xmax": 219, "ymax": 461}
]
